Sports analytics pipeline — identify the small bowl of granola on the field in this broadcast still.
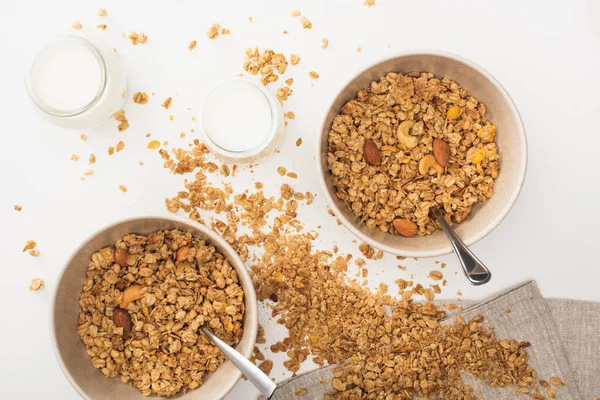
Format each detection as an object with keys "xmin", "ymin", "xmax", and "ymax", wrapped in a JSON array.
[
  {"xmin": 50, "ymin": 216, "xmax": 258, "ymax": 400},
  {"xmin": 317, "ymin": 51, "xmax": 527, "ymax": 257}
]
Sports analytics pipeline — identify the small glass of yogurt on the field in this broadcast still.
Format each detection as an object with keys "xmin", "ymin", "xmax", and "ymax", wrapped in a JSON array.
[
  {"xmin": 199, "ymin": 79, "xmax": 284, "ymax": 163},
  {"xmin": 26, "ymin": 34, "xmax": 127, "ymax": 129}
]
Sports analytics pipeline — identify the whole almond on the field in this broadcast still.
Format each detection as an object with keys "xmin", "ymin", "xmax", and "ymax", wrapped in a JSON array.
[
  {"xmin": 363, "ymin": 140, "xmax": 381, "ymax": 166},
  {"xmin": 176, "ymin": 245, "xmax": 191, "ymax": 261},
  {"xmin": 432, "ymin": 138, "xmax": 450, "ymax": 167},
  {"xmin": 119, "ymin": 284, "xmax": 142, "ymax": 308},
  {"xmin": 392, "ymin": 218, "xmax": 418, "ymax": 238},
  {"xmin": 113, "ymin": 308, "xmax": 132, "ymax": 339},
  {"xmin": 114, "ymin": 248, "xmax": 128, "ymax": 267}
]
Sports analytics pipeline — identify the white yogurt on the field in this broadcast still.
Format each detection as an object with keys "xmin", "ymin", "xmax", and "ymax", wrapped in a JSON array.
[
  {"xmin": 199, "ymin": 79, "xmax": 284, "ymax": 163},
  {"xmin": 26, "ymin": 35, "xmax": 127, "ymax": 129}
]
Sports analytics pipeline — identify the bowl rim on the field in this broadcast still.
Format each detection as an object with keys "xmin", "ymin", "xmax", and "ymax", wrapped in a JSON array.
[
  {"xmin": 49, "ymin": 214, "xmax": 258, "ymax": 400},
  {"xmin": 316, "ymin": 49, "xmax": 528, "ymax": 258}
]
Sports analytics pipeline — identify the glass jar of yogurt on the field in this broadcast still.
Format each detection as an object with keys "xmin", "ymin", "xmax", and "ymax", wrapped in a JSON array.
[
  {"xmin": 199, "ymin": 79, "xmax": 284, "ymax": 164},
  {"xmin": 26, "ymin": 34, "xmax": 127, "ymax": 129}
]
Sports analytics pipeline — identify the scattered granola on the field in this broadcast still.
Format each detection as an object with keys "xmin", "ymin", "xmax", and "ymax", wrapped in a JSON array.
[
  {"xmin": 309, "ymin": 71, "xmax": 319, "ymax": 79},
  {"xmin": 116, "ymin": 141, "xmax": 125, "ymax": 152},
  {"xmin": 207, "ymin": 24, "xmax": 221, "ymax": 39},
  {"xmin": 290, "ymin": 54, "xmax": 300, "ymax": 66},
  {"xmin": 113, "ymin": 110, "xmax": 129, "ymax": 131},
  {"xmin": 71, "ymin": 154, "xmax": 80, "ymax": 161},
  {"xmin": 300, "ymin": 17, "xmax": 312, "ymax": 29},
  {"xmin": 80, "ymin": 134, "xmax": 87, "ymax": 141},
  {"xmin": 284, "ymin": 112, "xmax": 295, "ymax": 119},
  {"xmin": 14, "ymin": 205, "xmax": 22, "ymax": 211},
  {"xmin": 291, "ymin": 10, "xmax": 301, "ymax": 17},
  {"xmin": 133, "ymin": 91, "xmax": 148, "ymax": 104},
  {"xmin": 84, "ymin": 169, "xmax": 94, "ymax": 176},
  {"xmin": 98, "ymin": 8, "xmax": 107, "ymax": 16},
  {"xmin": 221, "ymin": 28, "xmax": 230, "ymax": 35},
  {"xmin": 162, "ymin": 97, "xmax": 173, "ymax": 109},
  {"xmin": 327, "ymin": 71, "xmax": 499, "ymax": 236},
  {"xmin": 363, "ymin": 0, "xmax": 376, "ymax": 6},
  {"xmin": 108, "ymin": 146, "xmax": 115, "ymax": 156},
  {"xmin": 276, "ymin": 87, "xmax": 293, "ymax": 103},
  {"xmin": 89, "ymin": 154, "xmax": 96, "ymax": 164},
  {"xmin": 72, "ymin": 21, "xmax": 82, "ymax": 30},
  {"xmin": 77, "ymin": 229, "xmax": 245, "ymax": 397},
  {"xmin": 29, "ymin": 278, "xmax": 44, "ymax": 291},
  {"xmin": 96, "ymin": 24, "xmax": 107, "ymax": 30},
  {"xmin": 285, "ymin": 78, "xmax": 294, "ymax": 86},
  {"xmin": 321, "ymin": 38, "xmax": 329, "ymax": 49},
  {"xmin": 147, "ymin": 140, "xmax": 161, "ymax": 150},
  {"xmin": 23, "ymin": 240, "xmax": 37, "ymax": 252},
  {"xmin": 188, "ymin": 40, "xmax": 197, "ymax": 51},
  {"xmin": 296, "ymin": 138, "xmax": 303, "ymax": 147},
  {"xmin": 118, "ymin": 185, "xmax": 127, "ymax": 193},
  {"xmin": 29, "ymin": 249, "xmax": 40, "ymax": 257},
  {"xmin": 128, "ymin": 32, "xmax": 147, "ymax": 45}
]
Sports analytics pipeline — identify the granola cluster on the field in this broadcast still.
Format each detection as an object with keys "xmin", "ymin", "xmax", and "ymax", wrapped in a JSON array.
[
  {"xmin": 77, "ymin": 229, "xmax": 245, "ymax": 397},
  {"xmin": 160, "ymin": 142, "xmax": 554, "ymax": 399},
  {"xmin": 327, "ymin": 71, "xmax": 499, "ymax": 237}
]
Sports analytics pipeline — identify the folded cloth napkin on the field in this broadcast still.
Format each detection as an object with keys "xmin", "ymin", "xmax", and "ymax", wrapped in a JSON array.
[{"xmin": 259, "ymin": 281, "xmax": 599, "ymax": 400}]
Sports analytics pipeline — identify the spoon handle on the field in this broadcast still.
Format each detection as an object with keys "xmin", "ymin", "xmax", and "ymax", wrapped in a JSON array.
[
  {"xmin": 431, "ymin": 209, "xmax": 492, "ymax": 286},
  {"xmin": 202, "ymin": 327, "xmax": 277, "ymax": 398}
]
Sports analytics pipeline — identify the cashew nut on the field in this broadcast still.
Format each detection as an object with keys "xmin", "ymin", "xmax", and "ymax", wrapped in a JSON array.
[
  {"xmin": 120, "ymin": 285, "xmax": 142, "ymax": 308},
  {"xmin": 419, "ymin": 154, "xmax": 444, "ymax": 176},
  {"xmin": 396, "ymin": 120, "xmax": 418, "ymax": 149}
]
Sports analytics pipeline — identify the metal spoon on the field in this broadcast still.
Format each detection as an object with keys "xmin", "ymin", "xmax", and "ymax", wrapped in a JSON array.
[
  {"xmin": 202, "ymin": 327, "xmax": 277, "ymax": 399},
  {"xmin": 430, "ymin": 208, "xmax": 491, "ymax": 286}
]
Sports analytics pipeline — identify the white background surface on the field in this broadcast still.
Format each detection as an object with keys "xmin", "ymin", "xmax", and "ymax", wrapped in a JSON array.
[{"xmin": 1, "ymin": 0, "xmax": 600, "ymax": 399}]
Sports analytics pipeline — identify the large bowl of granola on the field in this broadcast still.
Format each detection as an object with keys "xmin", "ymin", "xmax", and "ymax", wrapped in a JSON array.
[
  {"xmin": 317, "ymin": 51, "xmax": 527, "ymax": 257},
  {"xmin": 50, "ymin": 216, "xmax": 258, "ymax": 400}
]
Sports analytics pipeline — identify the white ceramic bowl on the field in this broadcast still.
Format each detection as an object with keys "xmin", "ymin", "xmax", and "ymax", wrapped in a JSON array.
[
  {"xmin": 50, "ymin": 216, "xmax": 258, "ymax": 400},
  {"xmin": 316, "ymin": 51, "xmax": 527, "ymax": 258}
]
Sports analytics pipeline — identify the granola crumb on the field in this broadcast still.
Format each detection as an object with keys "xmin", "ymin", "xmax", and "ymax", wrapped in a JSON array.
[
  {"xmin": 116, "ymin": 141, "xmax": 125, "ymax": 152},
  {"xmin": 506, "ymin": 308, "xmax": 511, "ymax": 313},
  {"xmin": 98, "ymin": 8, "xmax": 107, "ymax": 16},
  {"xmin": 108, "ymin": 146, "xmax": 115, "ymax": 156},
  {"xmin": 133, "ymin": 91, "xmax": 148, "ymax": 104},
  {"xmin": 309, "ymin": 71, "xmax": 319, "ymax": 79},
  {"xmin": 277, "ymin": 166, "xmax": 287, "ymax": 176},
  {"xmin": 285, "ymin": 78, "xmax": 294, "ymax": 86},
  {"xmin": 321, "ymin": 38, "xmax": 329, "ymax": 49},
  {"xmin": 441, "ymin": 262, "xmax": 447, "ymax": 268},
  {"xmin": 286, "ymin": 172, "xmax": 298, "ymax": 179},
  {"xmin": 147, "ymin": 140, "xmax": 161, "ymax": 150},
  {"xmin": 84, "ymin": 169, "xmax": 94, "ymax": 176},
  {"xmin": 80, "ymin": 134, "xmax": 87, "ymax": 141},
  {"xmin": 118, "ymin": 185, "xmax": 127, "ymax": 193},
  {"xmin": 88, "ymin": 154, "xmax": 96, "ymax": 164},
  {"xmin": 248, "ymin": 17, "xmax": 253, "ymax": 23},
  {"xmin": 221, "ymin": 28, "xmax": 230, "ymax": 35},
  {"xmin": 96, "ymin": 24, "xmax": 107, "ymax": 30},
  {"xmin": 188, "ymin": 40, "xmax": 197, "ymax": 51},
  {"xmin": 276, "ymin": 87, "xmax": 293, "ymax": 103},
  {"xmin": 296, "ymin": 138, "xmax": 303, "ymax": 147},
  {"xmin": 72, "ymin": 21, "xmax": 82, "ymax": 30},
  {"xmin": 113, "ymin": 110, "xmax": 129, "ymax": 131},
  {"xmin": 356, "ymin": 46, "xmax": 361, "ymax": 53},
  {"xmin": 139, "ymin": 161, "xmax": 144, "ymax": 166},
  {"xmin": 22, "ymin": 240, "xmax": 36, "ymax": 252},
  {"xmin": 162, "ymin": 97, "xmax": 173, "ymax": 109},
  {"xmin": 295, "ymin": 388, "xmax": 308, "ymax": 396},
  {"xmin": 291, "ymin": 10, "xmax": 301, "ymax": 17},
  {"xmin": 284, "ymin": 111, "xmax": 296, "ymax": 119},
  {"xmin": 71, "ymin": 154, "xmax": 79, "ymax": 161},
  {"xmin": 363, "ymin": 0, "xmax": 376, "ymax": 6},
  {"xmin": 128, "ymin": 32, "xmax": 147, "ymax": 45},
  {"xmin": 429, "ymin": 271, "xmax": 443, "ymax": 281},
  {"xmin": 29, "ymin": 278, "xmax": 44, "ymax": 291},
  {"xmin": 29, "ymin": 249, "xmax": 40, "ymax": 257},
  {"xmin": 207, "ymin": 24, "xmax": 221, "ymax": 39},
  {"xmin": 457, "ymin": 290, "xmax": 463, "ymax": 296},
  {"xmin": 290, "ymin": 54, "xmax": 300, "ymax": 66},
  {"xmin": 14, "ymin": 205, "xmax": 22, "ymax": 212},
  {"xmin": 301, "ymin": 17, "xmax": 312, "ymax": 29}
]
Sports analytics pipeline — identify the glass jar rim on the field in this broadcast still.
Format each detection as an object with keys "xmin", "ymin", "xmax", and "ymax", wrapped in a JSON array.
[{"xmin": 25, "ymin": 35, "xmax": 107, "ymax": 118}]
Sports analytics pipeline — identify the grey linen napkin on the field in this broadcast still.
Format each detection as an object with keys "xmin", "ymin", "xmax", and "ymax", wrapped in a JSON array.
[{"xmin": 258, "ymin": 281, "xmax": 599, "ymax": 400}]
